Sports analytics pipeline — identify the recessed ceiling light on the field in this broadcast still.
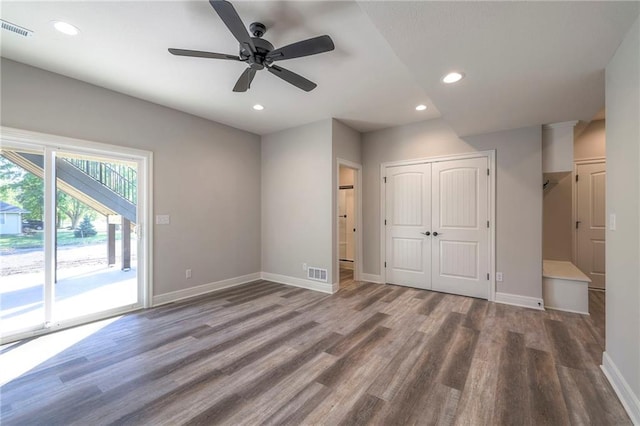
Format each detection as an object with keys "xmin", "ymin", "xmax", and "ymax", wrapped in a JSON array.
[
  {"xmin": 415, "ymin": 104, "xmax": 427, "ymax": 111},
  {"xmin": 253, "ymin": 104, "xmax": 264, "ymax": 111},
  {"xmin": 442, "ymin": 72, "xmax": 464, "ymax": 84},
  {"xmin": 52, "ymin": 21, "xmax": 79, "ymax": 36}
]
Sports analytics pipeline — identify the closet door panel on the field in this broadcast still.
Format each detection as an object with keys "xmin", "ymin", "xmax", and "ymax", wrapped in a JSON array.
[
  {"xmin": 432, "ymin": 157, "xmax": 489, "ymax": 299},
  {"xmin": 385, "ymin": 164, "xmax": 432, "ymax": 289}
]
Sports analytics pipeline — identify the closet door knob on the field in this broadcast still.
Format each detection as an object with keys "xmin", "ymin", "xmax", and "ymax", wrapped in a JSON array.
[
  {"xmin": 421, "ymin": 231, "xmax": 431, "ymax": 236},
  {"xmin": 433, "ymin": 231, "xmax": 441, "ymax": 236}
]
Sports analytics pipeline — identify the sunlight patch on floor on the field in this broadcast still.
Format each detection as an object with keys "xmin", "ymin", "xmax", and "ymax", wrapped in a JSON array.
[{"xmin": 0, "ymin": 315, "xmax": 121, "ymax": 386}]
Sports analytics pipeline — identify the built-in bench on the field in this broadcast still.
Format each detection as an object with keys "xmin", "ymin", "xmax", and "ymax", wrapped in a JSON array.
[{"xmin": 543, "ymin": 260, "xmax": 591, "ymax": 315}]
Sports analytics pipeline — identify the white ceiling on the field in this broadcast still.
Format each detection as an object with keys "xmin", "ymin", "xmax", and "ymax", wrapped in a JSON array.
[{"xmin": 1, "ymin": 1, "xmax": 638, "ymax": 136}]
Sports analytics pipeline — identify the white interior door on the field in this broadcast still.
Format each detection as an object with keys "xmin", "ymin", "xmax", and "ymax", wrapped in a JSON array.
[
  {"xmin": 576, "ymin": 162, "xmax": 606, "ymax": 289},
  {"xmin": 431, "ymin": 157, "xmax": 489, "ymax": 299},
  {"xmin": 385, "ymin": 163, "xmax": 432, "ymax": 289}
]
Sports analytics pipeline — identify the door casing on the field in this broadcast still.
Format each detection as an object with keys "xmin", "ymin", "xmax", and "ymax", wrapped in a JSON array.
[{"xmin": 380, "ymin": 150, "xmax": 496, "ymax": 301}]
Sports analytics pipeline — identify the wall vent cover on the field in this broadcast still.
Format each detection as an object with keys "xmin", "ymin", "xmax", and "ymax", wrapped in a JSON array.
[
  {"xmin": 1, "ymin": 20, "xmax": 34, "ymax": 37},
  {"xmin": 307, "ymin": 267, "xmax": 328, "ymax": 283}
]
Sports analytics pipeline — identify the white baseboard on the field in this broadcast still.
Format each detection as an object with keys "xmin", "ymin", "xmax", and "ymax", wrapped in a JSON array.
[
  {"xmin": 602, "ymin": 352, "xmax": 640, "ymax": 425},
  {"xmin": 494, "ymin": 292, "xmax": 544, "ymax": 310},
  {"xmin": 544, "ymin": 306, "xmax": 589, "ymax": 316},
  {"xmin": 152, "ymin": 272, "xmax": 261, "ymax": 306},
  {"xmin": 360, "ymin": 273, "xmax": 383, "ymax": 284},
  {"xmin": 261, "ymin": 272, "xmax": 335, "ymax": 294}
]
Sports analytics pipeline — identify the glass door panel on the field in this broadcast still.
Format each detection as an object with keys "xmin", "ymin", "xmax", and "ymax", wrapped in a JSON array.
[
  {"xmin": 0, "ymin": 149, "xmax": 46, "ymax": 335},
  {"xmin": 54, "ymin": 152, "xmax": 138, "ymax": 322}
]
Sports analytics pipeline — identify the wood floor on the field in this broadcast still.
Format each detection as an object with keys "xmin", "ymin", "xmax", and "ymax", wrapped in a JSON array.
[{"xmin": 1, "ymin": 280, "xmax": 629, "ymax": 425}]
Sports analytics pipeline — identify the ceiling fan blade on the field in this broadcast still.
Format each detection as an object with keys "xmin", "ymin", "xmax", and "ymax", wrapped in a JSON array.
[
  {"xmin": 267, "ymin": 65, "xmax": 317, "ymax": 92},
  {"xmin": 266, "ymin": 35, "xmax": 334, "ymax": 62},
  {"xmin": 168, "ymin": 48, "xmax": 241, "ymax": 61},
  {"xmin": 209, "ymin": 0, "xmax": 256, "ymax": 54},
  {"xmin": 233, "ymin": 68, "xmax": 257, "ymax": 92}
]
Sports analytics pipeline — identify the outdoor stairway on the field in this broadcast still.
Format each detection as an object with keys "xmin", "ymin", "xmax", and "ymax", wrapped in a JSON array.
[{"xmin": 1, "ymin": 151, "xmax": 136, "ymax": 223}]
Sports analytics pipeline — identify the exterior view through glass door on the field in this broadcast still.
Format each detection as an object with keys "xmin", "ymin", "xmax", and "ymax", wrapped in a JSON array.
[
  {"xmin": 0, "ymin": 148, "xmax": 46, "ymax": 336},
  {"xmin": 0, "ymin": 135, "xmax": 148, "ymax": 342},
  {"xmin": 54, "ymin": 152, "xmax": 139, "ymax": 321}
]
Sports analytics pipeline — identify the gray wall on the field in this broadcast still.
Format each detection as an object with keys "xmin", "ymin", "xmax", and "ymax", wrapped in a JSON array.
[
  {"xmin": 362, "ymin": 119, "xmax": 542, "ymax": 298},
  {"xmin": 605, "ymin": 17, "xmax": 640, "ymax": 401},
  {"xmin": 0, "ymin": 59, "xmax": 262, "ymax": 297},
  {"xmin": 261, "ymin": 119, "xmax": 333, "ymax": 282}
]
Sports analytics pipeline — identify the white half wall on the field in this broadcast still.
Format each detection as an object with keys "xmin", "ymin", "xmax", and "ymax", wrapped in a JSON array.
[
  {"xmin": 362, "ymin": 119, "xmax": 542, "ymax": 299},
  {"xmin": 0, "ymin": 59, "xmax": 262, "ymax": 299},
  {"xmin": 604, "ymin": 16, "xmax": 640, "ymax": 422}
]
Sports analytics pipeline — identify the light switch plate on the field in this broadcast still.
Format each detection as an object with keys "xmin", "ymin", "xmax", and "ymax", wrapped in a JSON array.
[{"xmin": 156, "ymin": 214, "xmax": 170, "ymax": 225}]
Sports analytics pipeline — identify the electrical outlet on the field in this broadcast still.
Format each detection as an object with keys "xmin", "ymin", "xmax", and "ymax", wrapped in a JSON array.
[
  {"xmin": 496, "ymin": 272, "xmax": 503, "ymax": 282},
  {"xmin": 186, "ymin": 269, "xmax": 192, "ymax": 279},
  {"xmin": 302, "ymin": 263, "xmax": 308, "ymax": 271}
]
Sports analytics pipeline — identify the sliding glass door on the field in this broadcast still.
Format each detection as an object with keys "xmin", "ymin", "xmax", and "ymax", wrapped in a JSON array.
[
  {"xmin": 0, "ymin": 147, "xmax": 46, "ymax": 335},
  {"xmin": 0, "ymin": 133, "xmax": 150, "ymax": 342}
]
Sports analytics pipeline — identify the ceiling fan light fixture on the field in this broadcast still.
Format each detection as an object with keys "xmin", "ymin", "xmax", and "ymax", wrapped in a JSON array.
[
  {"xmin": 415, "ymin": 104, "xmax": 427, "ymax": 111},
  {"xmin": 253, "ymin": 104, "xmax": 264, "ymax": 111},
  {"xmin": 52, "ymin": 21, "xmax": 79, "ymax": 36},
  {"xmin": 442, "ymin": 72, "xmax": 464, "ymax": 84}
]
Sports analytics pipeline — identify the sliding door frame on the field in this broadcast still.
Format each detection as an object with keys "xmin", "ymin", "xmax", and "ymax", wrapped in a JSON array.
[
  {"xmin": 380, "ymin": 150, "xmax": 496, "ymax": 301},
  {"xmin": 0, "ymin": 126, "xmax": 153, "ymax": 343}
]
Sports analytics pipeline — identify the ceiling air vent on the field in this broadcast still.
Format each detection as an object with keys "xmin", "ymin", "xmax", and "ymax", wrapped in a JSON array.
[
  {"xmin": 1, "ymin": 20, "xmax": 34, "ymax": 38},
  {"xmin": 307, "ymin": 267, "xmax": 328, "ymax": 283}
]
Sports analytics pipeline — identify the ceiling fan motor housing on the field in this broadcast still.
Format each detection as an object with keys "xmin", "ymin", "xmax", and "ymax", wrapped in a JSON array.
[
  {"xmin": 250, "ymin": 22, "xmax": 266, "ymax": 38},
  {"xmin": 240, "ymin": 29, "xmax": 274, "ymax": 70}
]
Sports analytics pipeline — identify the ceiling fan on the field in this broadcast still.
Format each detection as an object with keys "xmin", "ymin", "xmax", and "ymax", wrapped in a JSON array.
[{"xmin": 169, "ymin": 0, "xmax": 335, "ymax": 93}]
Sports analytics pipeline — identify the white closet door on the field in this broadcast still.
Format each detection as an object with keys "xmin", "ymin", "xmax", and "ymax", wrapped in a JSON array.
[
  {"xmin": 385, "ymin": 163, "xmax": 432, "ymax": 289},
  {"xmin": 431, "ymin": 157, "xmax": 489, "ymax": 299}
]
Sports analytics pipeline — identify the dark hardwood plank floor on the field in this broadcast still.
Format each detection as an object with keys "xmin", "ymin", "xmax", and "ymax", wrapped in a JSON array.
[{"xmin": 0, "ymin": 280, "xmax": 629, "ymax": 425}]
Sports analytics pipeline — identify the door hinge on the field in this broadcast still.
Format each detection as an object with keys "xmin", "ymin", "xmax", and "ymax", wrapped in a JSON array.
[
  {"xmin": 487, "ymin": 273, "xmax": 490, "ymax": 280},
  {"xmin": 576, "ymin": 174, "xmax": 579, "ymax": 182},
  {"xmin": 384, "ymin": 262, "xmax": 387, "ymax": 268},
  {"xmin": 383, "ymin": 176, "xmax": 387, "ymax": 183},
  {"xmin": 487, "ymin": 220, "xmax": 490, "ymax": 228},
  {"xmin": 384, "ymin": 219, "xmax": 387, "ymax": 225},
  {"xmin": 487, "ymin": 168, "xmax": 490, "ymax": 176}
]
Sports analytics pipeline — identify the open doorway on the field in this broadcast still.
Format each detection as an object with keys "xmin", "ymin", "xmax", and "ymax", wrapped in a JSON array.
[
  {"xmin": 337, "ymin": 161, "xmax": 361, "ymax": 288},
  {"xmin": 574, "ymin": 117, "xmax": 606, "ymax": 343},
  {"xmin": 542, "ymin": 115, "xmax": 606, "ymax": 343}
]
